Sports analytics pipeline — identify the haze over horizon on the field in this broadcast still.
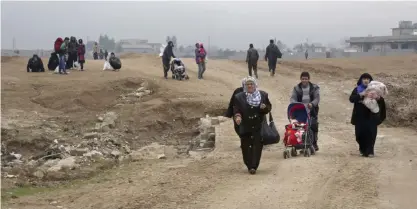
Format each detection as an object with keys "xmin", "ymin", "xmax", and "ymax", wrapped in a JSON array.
[{"xmin": 2, "ymin": 1, "xmax": 417, "ymax": 50}]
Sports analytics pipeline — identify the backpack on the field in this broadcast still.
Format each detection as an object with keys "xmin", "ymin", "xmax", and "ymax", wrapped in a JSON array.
[{"xmin": 54, "ymin": 38, "xmax": 64, "ymax": 53}]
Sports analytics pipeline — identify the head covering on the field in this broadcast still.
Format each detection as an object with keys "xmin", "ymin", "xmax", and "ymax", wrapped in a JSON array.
[
  {"xmin": 200, "ymin": 43, "xmax": 204, "ymax": 48},
  {"xmin": 243, "ymin": 76, "xmax": 262, "ymax": 106},
  {"xmin": 78, "ymin": 39, "xmax": 83, "ymax": 44},
  {"xmin": 357, "ymin": 73, "xmax": 373, "ymax": 93}
]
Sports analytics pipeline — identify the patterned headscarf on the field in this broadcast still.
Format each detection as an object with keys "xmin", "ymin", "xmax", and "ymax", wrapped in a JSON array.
[{"xmin": 243, "ymin": 76, "xmax": 262, "ymax": 106}]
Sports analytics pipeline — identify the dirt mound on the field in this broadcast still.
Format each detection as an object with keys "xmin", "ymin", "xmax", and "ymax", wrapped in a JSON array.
[{"xmin": 375, "ymin": 72, "xmax": 417, "ymax": 128}]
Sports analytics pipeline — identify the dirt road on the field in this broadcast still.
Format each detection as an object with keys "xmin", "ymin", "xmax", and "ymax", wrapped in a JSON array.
[{"xmin": 2, "ymin": 55, "xmax": 417, "ymax": 209}]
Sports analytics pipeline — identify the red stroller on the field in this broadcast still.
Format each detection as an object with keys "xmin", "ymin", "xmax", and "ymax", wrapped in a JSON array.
[{"xmin": 283, "ymin": 103, "xmax": 315, "ymax": 158}]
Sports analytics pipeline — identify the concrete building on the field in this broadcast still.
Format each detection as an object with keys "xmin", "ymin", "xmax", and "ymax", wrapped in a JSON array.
[
  {"xmin": 119, "ymin": 39, "xmax": 162, "ymax": 53},
  {"xmin": 347, "ymin": 21, "xmax": 417, "ymax": 52}
]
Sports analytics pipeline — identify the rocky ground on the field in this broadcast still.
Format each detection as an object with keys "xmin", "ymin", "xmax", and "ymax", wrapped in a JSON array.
[{"xmin": 1, "ymin": 54, "xmax": 417, "ymax": 209}]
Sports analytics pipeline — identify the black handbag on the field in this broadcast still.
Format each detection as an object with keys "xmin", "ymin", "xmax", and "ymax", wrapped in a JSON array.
[{"xmin": 261, "ymin": 112, "xmax": 280, "ymax": 145}]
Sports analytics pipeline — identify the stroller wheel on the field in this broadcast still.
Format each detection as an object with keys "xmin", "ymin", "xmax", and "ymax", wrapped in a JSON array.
[
  {"xmin": 291, "ymin": 147, "xmax": 297, "ymax": 157},
  {"xmin": 283, "ymin": 150, "xmax": 289, "ymax": 159},
  {"xmin": 304, "ymin": 148, "xmax": 311, "ymax": 157},
  {"xmin": 310, "ymin": 146, "xmax": 316, "ymax": 155}
]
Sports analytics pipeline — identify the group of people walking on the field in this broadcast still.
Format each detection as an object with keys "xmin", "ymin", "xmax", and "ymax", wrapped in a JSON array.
[
  {"xmin": 225, "ymin": 71, "xmax": 386, "ymax": 175},
  {"xmin": 53, "ymin": 36, "xmax": 86, "ymax": 74},
  {"xmin": 245, "ymin": 39, "xmax": 283, "ymax": 79},
  {"xmin": 160, "ymin": 41, "xmax": 207, "ymax": 79}
]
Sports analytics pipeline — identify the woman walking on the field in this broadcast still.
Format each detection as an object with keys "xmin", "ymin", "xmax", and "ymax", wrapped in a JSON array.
[
  {"xmin": 233, "ymin": 76, "xmax": 272, "ymax": 174},
  {"xmin": 78, "ymin": 39, "xmax": 86, "ymax": 71},
  {"xmin": 349, "ymin": 73, "xmax": 386, "ymax": 157}
]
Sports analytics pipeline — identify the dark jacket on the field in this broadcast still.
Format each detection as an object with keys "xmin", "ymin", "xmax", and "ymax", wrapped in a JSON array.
[
  {"xmin": 349, "ymin": 73, "xmax": 386, "ymax": 125},
  {"xmin": 233, "ymin": 91, "xmax": 272, "ymax": 135},
  {"xmin": 68, "ymin": 37, "xmax": 78, "ymax": 54},
  {"xmin": 349, "ymin": 87, "xmax": 386, "ymax": 126},
  {"xmin": 265, "ymin": 43, "xmax": 282, "ymax": 61},
  {"xmin": 78, "ymin": 44, "xmax": 86, "ymax": 61},
  {"xmin": 48, "ymin": 52, "xmax": 59, "ymax": 71},
  {"xmin": 246, "ymin": 48, "xmax": 259, "ymax": 64},
  {"xmin": 290, "ymin": 82, "xmax": 320, "ymax": 117},
  {"xmin": 27, "ymin": 55, "xmax": 45, "ymax": 72},
  {"xmin": 225, "ymin": 87, "xmax": 244, "ymax": 118},
  {"xmin": 162, "ymin": 45, "xmax": 175, "ymax": 61}
]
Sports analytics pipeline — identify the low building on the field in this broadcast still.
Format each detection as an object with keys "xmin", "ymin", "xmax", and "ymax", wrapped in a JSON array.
[
  {"xmin": 119, "ymin": 39, "xmax": 162, "ymax": 53},
  {"xmin": 347, "ymin": 21, "xmax": 417, "ymax": 52}
]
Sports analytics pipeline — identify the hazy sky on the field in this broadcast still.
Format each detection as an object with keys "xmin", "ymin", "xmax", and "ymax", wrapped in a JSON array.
[{"xmin": 2, "ymin": 1, "xmax": 417, "ymax": 50}]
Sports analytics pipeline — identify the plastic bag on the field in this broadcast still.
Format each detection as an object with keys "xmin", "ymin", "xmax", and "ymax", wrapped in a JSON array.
[
  {"xmin": 103, "ymin": 61, "xmax": 113, "ymax": 71},
  {"xmin": 159, "ymin": 44, "xmax": 166, "ymax": 57}
]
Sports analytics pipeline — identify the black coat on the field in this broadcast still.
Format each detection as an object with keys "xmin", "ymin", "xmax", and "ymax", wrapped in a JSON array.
[
  {"xmin": 233, "ymin": 91, "xmax": 272, "ymax": 135},
  {"xmin": 349, "ymin": 87, "xmax": 386, "ymax": 126},
  {"xmin": 27, "ymin": 56, "xmax": 45, "ymax": 72},
  {"xmin": 225, "ymin": 87, "xmax": 244, "ymax": 118},
  {"xmin": 162, "ymin": 45, "xmax": 175, "ymax": 61}
]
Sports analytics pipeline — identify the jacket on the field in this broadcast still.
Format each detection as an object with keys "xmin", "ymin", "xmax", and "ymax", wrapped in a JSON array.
[
  {"xmin": 59, "ymin": 42, "xmax": 68, "ymax": 55},
  {"xmin": 162, "ymin": 45, "xmax": 175, "ymax": 61},
  {"xmin": 27, "ymin": 55, "xmax": 45, "ymax": 72},
  {"xmin": 233, "ymin": 91, "xmax": 272, "ymax": 135},
  {"xmin": 77, "ymin": 44, "xmax": 86, "ymax": 61},
  {"xmin": 246, "ymin": 48, "xmax": 259, "ymax": 63},
  {"xmin": 349, "ymin": 87, "xmax": 386, "ymax": 126},
  {"xmin": 290, "ymin": 82, "xmax": 320, "ymax": 117},
  {"xmin": 265, "ymin": 43, "xmax": 282, "ymax": 61}
]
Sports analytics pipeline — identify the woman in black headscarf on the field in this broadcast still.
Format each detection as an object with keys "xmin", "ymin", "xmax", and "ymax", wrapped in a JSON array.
[
  {"xmin": 233, "ymin": 76, "xmax": 272, "ymax": 174},
  {"xmin": 349, "ymin": 73, "xmax": 386, "ymax": 157}
]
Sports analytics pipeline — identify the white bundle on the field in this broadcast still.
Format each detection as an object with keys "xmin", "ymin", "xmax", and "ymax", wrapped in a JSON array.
[
  {"xmin": 362, "ymin": 81, "xmax": 388, "ymax": 113},
  {"xmin": 103, "ymin": 61, "xmax": 114, "ymax": 71},
  {"xmin": 159, "ymin": 44, "xmax": 166, "ymax": 57}
]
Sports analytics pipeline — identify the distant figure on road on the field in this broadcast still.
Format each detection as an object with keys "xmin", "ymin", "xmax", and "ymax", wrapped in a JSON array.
[
  {"xmin": 195, "ymin": 43, "xmax": 207, "ymax": 79},
  {"xmin": 27, "ymin": 54, "xmax": 45, "ymax": 72},
  {"xmin": 78, "ymin": 39, "xmax": 86, "ymax": 71},
  {"xmin": 162, "ymin": 41, "xmax": 176, "ymax": 79},
  {"xmin": 290, "ymin": 72, "xmax": 320, "ymax": 151},
  {"xmin": 264, "ymin": 39, "xmax": 282, "ymax": 76},
  {"xmin": 233, "ymin": 76, "xmax": 272, "ymax": 175},
  {"xmin": 349, "ymin": 73, "xmax": 386, "ymax": 157},
  {"xmin": 246, "ymin": 44, "xmax": 259, "ymax": 78},
  {"xmin": 305, "ymin": 50, "xmax": 308, "ymax": 60},
  {"xmin": 93, "ymin": 42, "xmax": 99, "ymax": 60}
]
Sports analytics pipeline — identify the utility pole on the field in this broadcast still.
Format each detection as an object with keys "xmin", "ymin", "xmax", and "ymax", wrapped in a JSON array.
[
  {"xmin": 12, "ymin": 37, "xmax": 16, "ymax": 50},
  {"xmin": 208, "ymin": 36, "xmax": 210, "ymax": 54}
]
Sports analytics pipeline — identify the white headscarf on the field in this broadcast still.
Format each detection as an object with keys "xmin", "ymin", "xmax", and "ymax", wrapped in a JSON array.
[{"xmin": 243, "ymin": 76, "xmax": 262, "ymax": 106}]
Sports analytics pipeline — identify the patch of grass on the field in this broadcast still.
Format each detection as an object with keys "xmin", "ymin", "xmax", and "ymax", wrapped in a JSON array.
[{"xmin": 1, "ymin": 186, "xmax": 49, "ymax": 202}]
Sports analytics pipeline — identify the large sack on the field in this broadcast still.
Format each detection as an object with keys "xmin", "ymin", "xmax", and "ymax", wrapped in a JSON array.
[{"xmin": 109, "ymin": 57, "xmax": 122, "ymax": 69}]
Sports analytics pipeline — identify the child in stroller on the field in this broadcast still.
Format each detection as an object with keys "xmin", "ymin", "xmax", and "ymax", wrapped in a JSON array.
[
  {"xmin": 170, "ymin": 58, "xmax": 189, "ymax": 80},
  {"xmin": 283, "ymin": 103, "xmax": 316, "ymax": 158}
]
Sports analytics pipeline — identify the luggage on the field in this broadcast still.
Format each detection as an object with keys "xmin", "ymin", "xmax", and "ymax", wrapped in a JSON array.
[{"xmin": 109, "ymin": 57, "xmax": 121, "ymax": 70}]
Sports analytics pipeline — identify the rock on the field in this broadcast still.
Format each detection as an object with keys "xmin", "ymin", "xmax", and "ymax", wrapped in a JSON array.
[
  {"xmin": 123, "ymin": 145, "xmax": 131, "ymax": 153},
  {"xmin": 199, "ymin": 118, "xmax": 211, "ymax": 129},
  {"xmin": 143, "ymin": 90, "xmax": 152, "ymax": 95},
  {"xmin": 136, "ymin": 87, "xmax": 146, "ymax": 92},
  {"xmin": 111, "ymin": 150, "xmax": 121, "ymax": 158},
  {"xmin": 211, "ymin": 118, "xmax": 220, "ymax": 125},
  {"xmin": 43, "ymin": 159, "xmax": 60, "ymax": 167},
  {"xmin": 70, "ymin": 148, "xmax": 89, "ymax": 156},
  {"xmin": 157, "ymin": 154, "xmax": 166, "ymax": 159},
  {"xmin": 50, "ymin": 201, "xmax": 58, "ymax": 205},
  {"xmin": 218, "ymin": 116, "xmax": 228, "ymax": 123},
  {"xmin": 140, "ymin": 81, "xmax": 149, "ymax": 88},
  {"xmin": 208, "ymin": 133, "xmax": 216, "ymax": 142},
  {"xmin": 108, "ymin": 138, "xmax": 121, "ymax": 146},
  {"xmin": 129, "ymin": 143, "xmax": 176, "ymax": 161},
  {"xmin": 11, "ymin": 152, "xmax": 22, "ymax": 160},
  {"xmin": 102, "ymin": 112, "xmax": 118, "ymax": 128},
  {"xmin": 47, "ymin": 157, "xmax": 76, "ymax": 172},
  {"xmin": 83, "ymin": 150, "xmax": 103, "ymax": 159},
  {"xmin": 97, "ymin": 116, "xmax": 104, "ymax": 122},
  {"xmin": 83, "ymin": 132, "xmax": 99, "ymax": 139},
  {"xmin": 32, "ymin": 170, "xmax": 45, "ymax": 179},
  {"xmin": 135, "ymin": 92, "xmax": 145, "ymax": 98}
]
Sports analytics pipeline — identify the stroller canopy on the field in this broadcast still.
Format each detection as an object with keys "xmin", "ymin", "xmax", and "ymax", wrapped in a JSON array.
[{"xmin": 287, "ymin": 103, "xmax": 309, "ymax": 123}]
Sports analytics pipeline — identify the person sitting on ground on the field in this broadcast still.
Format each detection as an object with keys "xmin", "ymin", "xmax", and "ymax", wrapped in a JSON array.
[
  {"xmin": 27, "ymin": 54, "xmax": 45, "ymax": 72},
  {"xmin": 290, "ymin": 71, "xmax": 320, "ymax": 151},
  {"xmin": 103, "ymin": 52, "xmax": 121, "ymax": 71},
  {"xmin": 48, "ymin": 52, "xmax": 59, "ymax": 71}
]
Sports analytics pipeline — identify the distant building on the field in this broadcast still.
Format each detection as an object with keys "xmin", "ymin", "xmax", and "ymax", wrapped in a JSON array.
[
  {"xmin": 119, "ymin": 39, "xmax": 162, "ymax": 53},
  {"xmin": 347, "ymin": 21, "xmax": 417, "ymax": 52}
]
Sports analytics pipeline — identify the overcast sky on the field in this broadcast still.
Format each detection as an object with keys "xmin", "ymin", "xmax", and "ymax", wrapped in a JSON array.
[{"xmin": 2, "ymin": 1, "xmax": 417, "ymax": 50}]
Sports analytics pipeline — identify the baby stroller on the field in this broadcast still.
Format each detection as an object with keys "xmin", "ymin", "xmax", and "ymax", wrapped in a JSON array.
[
  {"xmin": 170, "ymin": 58, "xmax": 189, "ymax": 80},
  {"xmin": 283, "ymin": 103, "xmax": 315, "ymax": 159}
]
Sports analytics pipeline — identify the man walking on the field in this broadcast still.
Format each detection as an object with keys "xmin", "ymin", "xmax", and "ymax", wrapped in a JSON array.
[
  {"xmin": 264, "ymin": 39, "xmax": 282, "ymax": 76},
  {"xmin": 290, "ymin": 72, "xmax": 320, "ymax": 151},
  {"xmin": 246, "ymin": 44, "xmax": 259, "ymax": 78},
  {"xmin": 162, "ymin": 41, "xmax": 176, "ymax": 79}
]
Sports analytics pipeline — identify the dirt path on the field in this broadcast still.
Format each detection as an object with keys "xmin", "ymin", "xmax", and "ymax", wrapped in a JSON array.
[{"xmin": 3, "ymin": 56, "xmax": 417, "ymax": 209}]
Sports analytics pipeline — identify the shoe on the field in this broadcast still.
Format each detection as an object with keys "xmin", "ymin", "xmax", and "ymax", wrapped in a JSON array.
[
  {"xmin": 313, "ymin": 144, "xmax": 319, "ymax": 151},
  {"xmin": 368, "ymin": 154, "xmax": 374, "ymax": 158},
  {"xmin": 249, "ymin": 169, "xmax": 256, "ymax": 175}
]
